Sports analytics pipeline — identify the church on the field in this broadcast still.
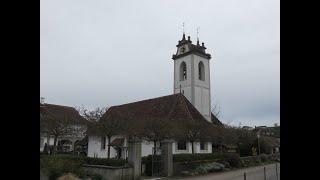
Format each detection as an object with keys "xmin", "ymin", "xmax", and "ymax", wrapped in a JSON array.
[{"xmin": 87, "ymin": 33, "xmax": 223, "ymax": 159}]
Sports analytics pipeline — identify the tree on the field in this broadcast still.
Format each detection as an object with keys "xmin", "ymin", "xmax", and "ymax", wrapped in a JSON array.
[
  {"xmin": 40, "ymin": 113, "xmax": 75, "ymax": 153},
  {"xmin": 176, "ymin": 117, "xmax": 211, "ymax": 154},
  {"xmin": 141, "ymin": 117, "xmax": 172, "ymax": 155},
  {"xmin": 41, "ymin": 104, "xmax": 87, "ymax": 154},
  {"xmin": 77, "ymin": 106, "xmax": 107, "ymax": 122},
  {"xmin": 236, "ymin": 128, "xmax": 256, "ymax": 156},
  {"xmin": 96, "ymin": 110, "xmax": 126, "ymax": 158},
  {"xmin": 211, "ymin": 103, "xmax": 221, "ymax": 118}
]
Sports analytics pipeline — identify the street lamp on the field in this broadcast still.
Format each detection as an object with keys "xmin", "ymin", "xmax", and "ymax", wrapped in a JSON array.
[{"xmin": 257, "ymin": 134, "xmax": 261, "ymax": 156}]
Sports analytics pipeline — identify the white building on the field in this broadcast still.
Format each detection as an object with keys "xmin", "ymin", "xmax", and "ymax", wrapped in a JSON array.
[
  {"xmin": 40, "ymin": 103, "xmax": 87, "ymax": 153},
  {"xmin": 87, "ymin": 33, "xmax": 222, "ymax": 159}
]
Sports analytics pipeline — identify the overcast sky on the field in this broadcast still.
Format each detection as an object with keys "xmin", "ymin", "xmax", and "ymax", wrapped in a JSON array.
[{"xmin": 40, "ymin": 0, "xmax": 280, "ymax": 127}]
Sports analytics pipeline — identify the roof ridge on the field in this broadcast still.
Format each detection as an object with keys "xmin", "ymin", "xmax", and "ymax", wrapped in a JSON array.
[{"xmin": 111, "ymin": 93, "xmax": 180, "ymax": 108}]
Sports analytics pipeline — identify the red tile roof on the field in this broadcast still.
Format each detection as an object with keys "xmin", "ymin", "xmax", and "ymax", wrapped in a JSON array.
[
  {"xmin": 40, "ymin": 103, "xmax": 87, "ymax": 124},
  {"xmin": 96, "ymin": 93, "xmax": 221, "ymax": 138}
]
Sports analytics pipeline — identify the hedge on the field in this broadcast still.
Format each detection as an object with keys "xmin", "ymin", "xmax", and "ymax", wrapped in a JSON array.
[
  {"xmin": 173, "ymin": 153, "xmax": 223, "ymax": 162},
  {"xmin": 40, "ymin": 154, "xmax": 126, "ymax": 180},
  {"xmin": 40, "ymin": 154, "xmax": 126, "ymax": 166}
]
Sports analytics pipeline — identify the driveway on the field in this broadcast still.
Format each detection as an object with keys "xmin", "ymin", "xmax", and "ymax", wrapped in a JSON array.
[{"xmin": 164, "ymin": 163, "xmax": 280, "ymax": 180}]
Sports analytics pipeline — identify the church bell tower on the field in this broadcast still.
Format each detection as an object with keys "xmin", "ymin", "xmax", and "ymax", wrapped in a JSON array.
[{"xmin": 172, "ymin": 33, "xmax": 212, "ymax": 122}]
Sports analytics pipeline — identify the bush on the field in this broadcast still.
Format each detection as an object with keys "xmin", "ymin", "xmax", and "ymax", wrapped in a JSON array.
[
  {"xmin": 173, "ymin": 153, "xmax": 222, "ymax": 162},
  {"xmin": 194, "ymin": 165, "xmax": 208, "ymax": 174},
  {"xmin": 223, "ymin": 153, "xmax": 241, "ymax": 168},
  {"xmin": 85, "ymin": 157, "xmax": 126, "ymax": 166},
  {"xmin": 40, "ymin": 155, "xmax": 85, "ymax": 180},
  {"xmin": 260, "ymin": 154, "xmax": 268, "ymax": 162},
  {"xmin": 40, "ymin": 154, "xmax": 126, "ymax": 180}
]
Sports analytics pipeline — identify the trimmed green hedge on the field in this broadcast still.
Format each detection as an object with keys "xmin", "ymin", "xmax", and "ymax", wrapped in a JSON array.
[
  {"xmin": 40, "ymin": 154, "xmax": 126, "ymax": 180},
  {"xmin": 85, "ymin": 157, "xmax": 126, "ymax": 166},
  {"xmin": 40, "ymin": 154, "xmax": 126, "ymax": 166},
  {"xmin": 173, "ymin": 153, "xmax": 223, "ymax": 162}
]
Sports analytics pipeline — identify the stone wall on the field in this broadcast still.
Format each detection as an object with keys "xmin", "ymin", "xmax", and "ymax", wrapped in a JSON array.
[
  {"xmin": 83, "ymin": 164, "xmax": 133, "ymax": 180},
  {"xmin": 40, "ymin": 170, "xmax": 49, "ymax": 180}
]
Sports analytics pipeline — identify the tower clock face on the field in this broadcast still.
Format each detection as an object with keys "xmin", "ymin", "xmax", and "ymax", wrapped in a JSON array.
[{"xmin": 180, "ymin": 47, "xmax": 186, "ymax": 53}]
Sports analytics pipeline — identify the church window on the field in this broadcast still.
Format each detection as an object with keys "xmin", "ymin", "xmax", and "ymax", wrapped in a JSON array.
[
  {"xmin": 101, "ymin": 136, "xmax": 106, "ymax": 150},
  {"xmin": 199, "ymin": 61, "xmax": 205, "ymax": 81},
  {"xmin": 200, "ymin": 142, "xmax": 207, "ymax": 150},
  {"xmin": 177, "ymin": 141, "xmax": 187, "ymax": 150},
  {"xmin": 180, "ymin": 62, "xmax": 187, "ymax": 81}
]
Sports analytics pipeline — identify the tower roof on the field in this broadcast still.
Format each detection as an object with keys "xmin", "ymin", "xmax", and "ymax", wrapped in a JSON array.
[{"xmin": 173, "ymin": 34, "xmax": 211, "ymax": 60}]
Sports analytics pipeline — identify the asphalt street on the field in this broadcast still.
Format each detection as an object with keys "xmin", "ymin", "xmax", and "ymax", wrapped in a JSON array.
[{"xmin": 163, "ymin": 163, "xmax": 280, "ymax": 180}]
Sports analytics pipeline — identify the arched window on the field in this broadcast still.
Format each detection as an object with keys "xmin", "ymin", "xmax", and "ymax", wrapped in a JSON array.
[
  {"xmin": 198, "ymin": 61, "xmax": 205, "ymax": 81},
  {"xmin": 180, "ymin": 62, "xmax": 187, "ymax": 81}
]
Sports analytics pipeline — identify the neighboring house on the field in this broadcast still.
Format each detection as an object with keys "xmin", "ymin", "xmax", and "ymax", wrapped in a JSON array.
[
  {"xmin": 253, "ymin": 126, "xmax": 280, "ymax": 154},
  {"xmin": 242, "ymin": 126, "xmax": 254, "ymax": 131},
  {"xmin": 254, "ymin": 126, "xmax": 280, "ymax": 138},
  {"xmin": 87, "ymin": 33, "xmax": 224, "ymax": 159},
  {"xmin": 40, "ymin": 103, "xmax": 88, "ymax": 153}
]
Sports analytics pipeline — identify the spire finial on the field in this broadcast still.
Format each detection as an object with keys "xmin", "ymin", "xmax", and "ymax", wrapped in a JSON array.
[
  {"xmin": 183, "ymin": 22, "xmax": 185, "ymax": 34},
  {"xmin": 196, "ymin": 27, "xmax": 200, "ymax": 45},
  {"xmin": 181, "ymin": 22, "xmax": 186, "ymax": 40}
]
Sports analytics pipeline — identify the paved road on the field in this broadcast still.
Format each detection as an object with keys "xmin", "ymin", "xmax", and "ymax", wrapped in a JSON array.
[{"xmin": 164, "ymin": 163, "xmax": 280, "ymax": 180}]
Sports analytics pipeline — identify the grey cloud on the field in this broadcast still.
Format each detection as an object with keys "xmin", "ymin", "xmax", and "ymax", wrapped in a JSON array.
[{"xmin": 41, "ymin": 0, "xmax": 279, "ymax": 127}]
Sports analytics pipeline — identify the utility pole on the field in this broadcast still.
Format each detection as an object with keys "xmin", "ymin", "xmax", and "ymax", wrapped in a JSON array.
[{"xmin": 257, "ymin": 134, "xmax": 261, "ymax": 155}]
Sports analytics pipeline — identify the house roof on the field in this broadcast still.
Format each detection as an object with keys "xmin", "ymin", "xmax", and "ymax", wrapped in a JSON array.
[
  {"xmin": 211, "ymin": 113, "xmax": 223, "ymax": 126},
  {"xmin": 95, "ymin": 93, "xmax": 221, "ymax": 138},
  {"xmin": 40, "ymin": 103, "xmax": 87, "ymax": 125}
]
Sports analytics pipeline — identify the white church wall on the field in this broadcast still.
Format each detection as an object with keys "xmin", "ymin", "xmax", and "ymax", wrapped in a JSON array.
[
  {"xmin": 87, "ymin": 136, "xmax": 212, "ymax": 158},
  {"xmin": 88, "ymin": 135, "xmax": 124, "ymax": 158},
  {"xmin": 141, "ymin": 140, "xmax": 154, "ymax": 157}
]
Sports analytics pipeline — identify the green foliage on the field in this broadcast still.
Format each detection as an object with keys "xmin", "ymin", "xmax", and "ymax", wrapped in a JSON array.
[
  {"xmin": 222, "ymin": 153, "xmax": 241, "ymax": 168},
  {"xmin": 40, "ymin": 154, "xmax": 126, "ymax": 179},
  {"xmin": 251, "ymin": 147, "xmax": 257, "ymax": 156},
  {"xmin": 173, "ymin": 153, "xmax": 223, "ymax": 162},
  {"xmin": 85, "ymin": 157, "xmax": 126, "ymax": 166},
  {"xmin": 260, "ymin": 154, "xmax": 268, "ymax": 162},
  {"xmin": 194, "ymin": 165, "xmax": 208, "ymax": 174},
  {"xmin": 40, "ymin": 155, "xmax": 85, "ymax": 180}
]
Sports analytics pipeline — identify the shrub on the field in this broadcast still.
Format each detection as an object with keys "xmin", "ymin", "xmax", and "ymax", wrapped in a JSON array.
[
  {"xmin": 40, "ymin": 155, "xmax": 85, "ymax": 180},
  {"xmin": 223, "ymin": 153, "xmax": 241, "ymax": 168},
  {"xmin": 173, "ymin": 153, "xmax": 222, "ymax": 162},
  {"xmin": 194, "ymin": 165, "xmax": 208, "ymax": 174},
  {"xmin": 217, "ymin": 160, "xmax": 231, "ymax": 168},
  {"xmin": 40, "ymin": 154, "xmax": 126, "ymax": 180},
  {"xmin": 84, "ymin": 157, "xmax": 126, "ymax": 166},
  {"xmin": 260, "ymin": 154, "xmax": 268, "ymax": 162}
]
